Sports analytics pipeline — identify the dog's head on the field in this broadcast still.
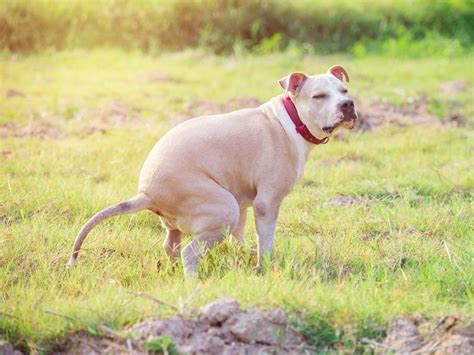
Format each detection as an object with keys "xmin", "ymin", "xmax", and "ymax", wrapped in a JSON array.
[{"xmin": 279, "ymin": 65, "xmax": 357, "ymax": 139}]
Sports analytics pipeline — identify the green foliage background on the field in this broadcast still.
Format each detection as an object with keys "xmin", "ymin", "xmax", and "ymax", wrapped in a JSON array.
[{"xmin": 1, "ymin": 0, "xmax": 473, "ymax": 56}]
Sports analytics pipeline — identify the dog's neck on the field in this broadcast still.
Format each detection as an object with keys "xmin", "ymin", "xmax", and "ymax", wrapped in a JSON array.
[{"xmin": 260, "ymin": 95, "xmax": 314, "ymax": 180}]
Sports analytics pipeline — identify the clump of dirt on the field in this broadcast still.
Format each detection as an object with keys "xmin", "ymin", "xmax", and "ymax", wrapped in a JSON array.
[
  {"xmin": 170, "ymin": 96, "xmax": 262, "ymax": 125},
  {"xmin": 354, "ymin": 96, "xmax": 436, "ymax": 132},
  {"xmin": 380, "ymin": 315, "xmax": 474, "ymax": 354},
  {"xmin": 60, "ymin": 298, "xmax": 309, "ymax": 354},
  {"xmin": 58, "ymin": 330, "xmax": 141, "ymax": 355},
  {"xmin": 0, "ymin": 121, "xmax": 63, "ymax": 139}
]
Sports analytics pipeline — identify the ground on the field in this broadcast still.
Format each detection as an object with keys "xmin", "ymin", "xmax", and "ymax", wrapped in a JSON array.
[{"xmin": 0, "ymin": 49, "xmax": 473, "ymax": 353}]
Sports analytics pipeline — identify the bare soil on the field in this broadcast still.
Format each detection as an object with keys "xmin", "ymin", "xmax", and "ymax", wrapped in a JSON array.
[
  {"xmin": 439, "ymin": 80, "xmax": 468, "ymax": 94},
  {"xmin": 325, "ymin": 194, "xmax": 367, "ymax": 207},
  {"xmin": 2, "ymin": 300, "xmax": 473, "ymax": 354},
  {"xmin": 5, "ymin": 89, "xmax": 26, "ymax": 99},
  {"xmin": 143, "ymin": 71, "xmax": 185, "ymax": 84},
  {"xmin": 354, "ymin": 95, "xmax": 467, "ymax": 131},
  {"xmin": 354, "ymin": 96, "xmax": 435, "ymax": 132},
  {"xmin": 58, "ymin": 298, "xmax": 309, "ymax": 354},
  {"xmin": 0, "ymin": 120, "xmax": 63, "ymax": 140}
]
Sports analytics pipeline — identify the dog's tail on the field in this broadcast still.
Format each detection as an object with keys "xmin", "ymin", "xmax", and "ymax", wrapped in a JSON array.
[{"xmin": 66, "ymin": 193, "xmax": 152, "ymax": 268}]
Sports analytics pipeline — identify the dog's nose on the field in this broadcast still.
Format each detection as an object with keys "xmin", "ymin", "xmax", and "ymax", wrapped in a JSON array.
[{"xmin": 339, "ymin": 99, "xmax": 354, "ymax": 111}]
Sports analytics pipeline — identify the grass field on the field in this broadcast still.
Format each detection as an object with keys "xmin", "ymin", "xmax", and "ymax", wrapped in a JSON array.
[{"xmin": 1, "ymin": 50, "xmax": 473, "ymax": 352}]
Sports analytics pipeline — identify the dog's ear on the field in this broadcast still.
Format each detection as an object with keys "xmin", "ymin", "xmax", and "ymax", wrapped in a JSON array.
[
  {"xmin": 279, "ymin": 72, "xmax": 308, "ymax": 96},
  {"xmin": 328, "ymin": 65, "xmax": 350, "ymax": 82}
]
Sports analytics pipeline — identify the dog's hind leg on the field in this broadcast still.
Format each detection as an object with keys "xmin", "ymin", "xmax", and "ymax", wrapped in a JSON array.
[
  {"xmin": 163, "ymin": 229, "xmax": 182, "ymax": 262},
  {"xmin": 180, "ymin": 188, "xmax": 239, "ymax": 278}
]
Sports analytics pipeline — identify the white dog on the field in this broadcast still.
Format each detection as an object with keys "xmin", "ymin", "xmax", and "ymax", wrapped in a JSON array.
[{"xmin": 67, "ymin": 65, "xmax": 357, "ymax": 277}]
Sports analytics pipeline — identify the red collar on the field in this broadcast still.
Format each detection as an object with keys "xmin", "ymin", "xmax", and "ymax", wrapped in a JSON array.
[{"xmin": 282, "ymin": 95, "xmax": 329, "ymax": 145}]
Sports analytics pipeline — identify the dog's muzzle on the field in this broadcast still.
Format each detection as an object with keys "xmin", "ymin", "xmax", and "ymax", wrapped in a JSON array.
[
  {"xmin": 339, "ymin": 99, "xmax": 358, "ymax": 129},
  {"xmin": 322, "ymin": 112, "xmax": 357, "ymax": 134},
  {"xmin": 322, "ymin": 99, "xmax": 357, "ymax": 133}
]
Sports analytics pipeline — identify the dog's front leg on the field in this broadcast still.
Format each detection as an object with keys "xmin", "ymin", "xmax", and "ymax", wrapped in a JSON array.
[
  {"xmin": 230, "ymin": 208, "xmax": 247, "ymax": 245},
  {"xmin": 253, "ymin": 197, "xmax": 281, "ymax": 269}
]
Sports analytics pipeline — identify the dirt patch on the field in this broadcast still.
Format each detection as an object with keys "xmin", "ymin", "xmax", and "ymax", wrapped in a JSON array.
[
  {"xmin": 315, "ymin": 154, "xmax": 362, "ymax": 167},
  {"xmin": 326, "ymin": 194, "xmax": 368, "ymax": 207},
  {"xmin": 378, "ymin": 315, "xmax": 474, "ymax": 354},
  {"xmin": 5, "ymin": 89, "xmax": 26, "ymax": 99},
  {"xmin": 440, "ymin": 80, "xmax": 469, "ymax": 94},
  {"xmin": 446, "ymin": 113, "xmax": 467, "ymax": 128},
  {"xmin": 170, "ymin": 96, "xmax": 262, "ymax": 125},
  {"xmin": 0, "ymin": 100, "xmax": 143, "ymax": 140},
  {"xmin": 354, "ymin": 96, "xmax": 437, "ymax": 132},
  {"xmin": 98, "ymin": 100, "xmax": 142, "ymax": 125},
  {"xmin": 0, "ymin": 120, "xmax": 110, "ymax": 140},
  {"xmin": 0, "ymin": 149, "xmax": 14, "ymax": 158},
  {"xmin": 0, "ymin": 121, "xmax": 63, "ymax": 139},
  {"xmin": 76, "ymin": 125, "xmax": 108, "ymax": 137},
  {"xmin": 144, "ymin": 71, "xmax": 184, "ymax": 84},
  {"xmin": 7, "ymin": 301, "xmax": 473, "ymax": 354},
  {"xmin": 60, "ymin": 298, "xmax": 309, "ymax": 354}
]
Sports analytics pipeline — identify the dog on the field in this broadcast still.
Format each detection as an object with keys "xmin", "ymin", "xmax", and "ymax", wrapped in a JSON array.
[{"xmin": 67, "ymin": 65, "xmax": 357, "ymax": 277}]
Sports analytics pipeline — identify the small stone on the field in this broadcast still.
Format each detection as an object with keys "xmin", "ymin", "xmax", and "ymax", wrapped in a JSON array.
[
  {"xmin": 228, "ymin": 311, "xmax": 303, "ymax": 347},
  {"xmin": 200, "ymin": 298, "xmax": 240, "ymax": 325},
  {"xmin": 130, "ymin": 315, "xmax": 196, "ymax": 343}
]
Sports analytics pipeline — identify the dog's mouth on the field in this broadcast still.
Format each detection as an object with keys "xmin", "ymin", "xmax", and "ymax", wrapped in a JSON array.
[
  {"xmin": 345, "ymin": 116, "xmax": 357, "ymax": 129},
  {"xmin": 322, "ymin": 116, "xmax": 357, "ymax": 134}
]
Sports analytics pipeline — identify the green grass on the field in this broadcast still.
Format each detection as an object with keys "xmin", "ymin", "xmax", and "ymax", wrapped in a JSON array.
[{"xmin": 0, "ymin": 50, "xmax": 473, "ymax": 352}]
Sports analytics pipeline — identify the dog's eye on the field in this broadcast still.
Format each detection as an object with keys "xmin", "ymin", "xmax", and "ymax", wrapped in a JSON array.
[
  {"xmin": 312, "ymin": 93, "xmax": 327, "ymax": 99},
  {"xmin": 341, "ymin": 89, "xmax": 348, "ymax": 94}
]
